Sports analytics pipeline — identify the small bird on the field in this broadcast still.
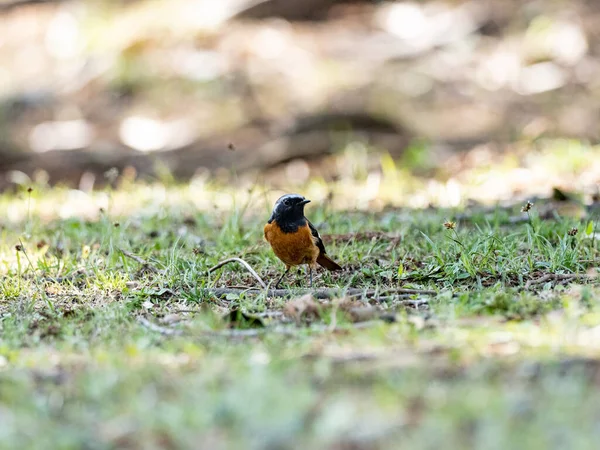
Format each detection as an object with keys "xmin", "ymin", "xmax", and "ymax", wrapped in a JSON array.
[{"xmin": 264, "ymin": 194, "xmax": 342, "ymax": 288}]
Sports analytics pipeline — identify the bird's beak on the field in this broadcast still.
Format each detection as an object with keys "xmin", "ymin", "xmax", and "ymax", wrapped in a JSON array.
[{"xmin": 299, "ymin": 199, "xmax": 311, "ymax": 206}]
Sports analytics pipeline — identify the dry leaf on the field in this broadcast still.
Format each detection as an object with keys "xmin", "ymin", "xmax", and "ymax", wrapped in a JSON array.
[
  {"xmin": 142, "ymin": 300, "xmax": 153, "ymax": 310},
  {"xmin": 160, "ymin": 313, "xmax": 183, "ymax": 325},
  {"xmin": 407, "ymin": 315, "xmax": 426, "ymax": 330},
  {"xmin": 334, "ymin": 297, "xmax": 364, "ymax": 311},
  {"xmin": 346, "ymin": 306, "xmax": 378, "ymax": 323},
  {"xmin": 284, "ymin": 294, "xmax": 321, "ymax": 322}
]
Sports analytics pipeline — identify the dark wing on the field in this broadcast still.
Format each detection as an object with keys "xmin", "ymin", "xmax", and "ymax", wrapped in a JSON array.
[
  {"xmin": 308, "ymin": 219, "xmax": 343, "ymax": 271},
  {"xmin": 307, "ymin": 220, "xmax": 326, "ymax": 255}
]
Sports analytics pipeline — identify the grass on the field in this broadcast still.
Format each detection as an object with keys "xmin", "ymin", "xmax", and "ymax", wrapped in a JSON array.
[{"xmin": 0, "ymin": 178, "xmax": 599, "ymax": 449}]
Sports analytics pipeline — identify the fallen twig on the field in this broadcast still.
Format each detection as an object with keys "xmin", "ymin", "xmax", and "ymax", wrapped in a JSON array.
[
  {"xmin": 324, "ymin": 231, "xmax": 401, "ymax": 243},
  {"xmin": 228, "ymin": 285, "xmax": 264, "ymax": 290},
  {"xmin": 392, "ymin": 299, "xmax": 430, "ymax": 308},
  {"xmin": 119, "ymin": 248, "xmax": 160, "ymax": 273},
  {"xmin": 138, "ymin": 316, "xmax": 183, "ymax": 336},
  {"xmin": 525, "ymin": 273, "xmax": 594, "ymax": 290},
  {"xmin": 139, "ymin": 316, "xmax": 382, "ymax": 338},
  {"xmin": 208, "ymin": 257, "xmax": 267, "ymax": 289},
  {"xmin": 371, "ymin": 295, "xmax": 423, "ymax": 301},
  {"xmin": 204, "ymin": 320, "xmax": 381, "ymax": 338},
  {"xmin": 202, "ymin": 287, "xmax": 436, "ymax": 299}
]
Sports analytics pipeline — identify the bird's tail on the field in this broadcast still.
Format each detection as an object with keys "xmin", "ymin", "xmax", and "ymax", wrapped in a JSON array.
[{"xmin": 317, "ymin": 254, "xmax": 343, "ymax": 271}]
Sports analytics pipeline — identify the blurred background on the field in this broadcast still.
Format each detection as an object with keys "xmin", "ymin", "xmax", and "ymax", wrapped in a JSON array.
[{"xmin": 0, "ymin": 0, "xmax": 599, "ymax": 206}]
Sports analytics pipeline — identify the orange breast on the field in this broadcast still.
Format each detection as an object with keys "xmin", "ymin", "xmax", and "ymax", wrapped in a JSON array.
[{"xmin": 264, "ymin": 221, "xmax": 320, "ymax": 268}]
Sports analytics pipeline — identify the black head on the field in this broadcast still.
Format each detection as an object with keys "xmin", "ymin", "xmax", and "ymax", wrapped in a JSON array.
[{"xmin": 268, "ymin": 194, "xmax": 311, "ymax": 232}]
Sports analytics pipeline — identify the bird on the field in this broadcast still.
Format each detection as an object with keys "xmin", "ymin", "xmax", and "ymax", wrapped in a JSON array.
[{"xmin": 264, "ymin": 193, "xmax": 342, "ymax": 288}]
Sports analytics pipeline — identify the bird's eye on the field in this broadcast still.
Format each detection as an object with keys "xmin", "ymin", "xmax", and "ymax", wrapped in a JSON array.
[{"xmin": 283, "ymin": 199, "xmax": 290, "ymax": 205}]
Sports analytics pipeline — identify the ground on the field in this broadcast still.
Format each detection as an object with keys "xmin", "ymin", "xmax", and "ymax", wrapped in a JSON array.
[{"xmin": 0, "ymin": 164, "xmax": 599, "ymax": 449}]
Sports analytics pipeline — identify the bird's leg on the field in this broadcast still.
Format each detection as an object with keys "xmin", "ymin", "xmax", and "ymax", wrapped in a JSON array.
[
  {"xmin": 308, "ymin": 266, "xmax": 313, "ymax": 288},
  {"xmin": 275, "ymin": 267, "xmax": 291, "ymax": 288}
]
